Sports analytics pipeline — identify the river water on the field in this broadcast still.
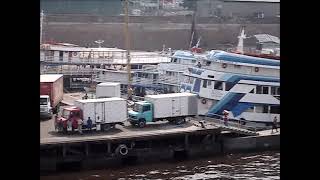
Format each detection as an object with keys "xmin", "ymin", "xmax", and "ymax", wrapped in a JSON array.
[{"xmin": 41, "ymin": 151, "xmax": 280, "ymax": 180}]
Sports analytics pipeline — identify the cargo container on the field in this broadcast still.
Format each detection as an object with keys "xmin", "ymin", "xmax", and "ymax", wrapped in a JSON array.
[{"xmin": 40, "ymin": 74, "xmax": 63, "ymax": 118}]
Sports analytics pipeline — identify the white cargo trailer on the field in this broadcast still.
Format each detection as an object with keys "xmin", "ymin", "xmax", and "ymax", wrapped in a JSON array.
[
  {"xmin": 144, "ymin": 93, "xmax": 198, "ymax": 119},
  {"xmin": 128, "ymin": 93, "xmax": 198, "ymax": 127},
  {"xmin": 74, "ymin": 97, "xmax": 127, "ymax": 130},
  {"xmin": 96, "ymin": 82, "xmax": 121, "ymax": 98}
]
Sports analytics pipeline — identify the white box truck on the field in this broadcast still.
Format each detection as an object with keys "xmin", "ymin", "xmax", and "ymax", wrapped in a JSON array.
[
  {"xmin": 55, "ymin": 97, "xmax": 127, "ymax": 132},
  {"xmin": 128, "ymin": 93, "xmax": 198, "ymax": 127},
  {"xmin": 96, "ymin": 82, "xmax": 121, "ymax": 98}
]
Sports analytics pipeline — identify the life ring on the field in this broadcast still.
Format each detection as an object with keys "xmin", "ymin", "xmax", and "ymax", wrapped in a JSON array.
[
  {"xmin": 254, "ymin": 67, "xmax": 259, "ymax": 72},
  {"xmin": 222, "ymin": 63, "xmax": 227, "ymax": 68},
  {"xmin": 201, "ymin": 98, "xmax": 207, "ymax": 104},
  {"xmin": 116, "ymin": 144, "xmax": 129, "ymax": 156},
  {"xmin": 73, "ymin": 52, "xmax": 78, "ymax": 56}
]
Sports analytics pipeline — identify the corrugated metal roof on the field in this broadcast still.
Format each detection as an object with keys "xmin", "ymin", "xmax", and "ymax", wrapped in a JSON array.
[
  {"xmin": 254, "ymin": 34, "xmax": 280, "ymax": 44},
  {"xmin": 224, "ymin": 0, "xmax": 280, "ymax": 3},
  {"xmin": 40, "ymin": 74, "xmax": 63, "ymax": 83},
  {"xmin": 76, "ymin": 97, "xmax": 125, "ymax": 103}
]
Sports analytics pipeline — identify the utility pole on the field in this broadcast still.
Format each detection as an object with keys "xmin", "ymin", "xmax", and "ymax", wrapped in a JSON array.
[
  {"xmin": 123, "ymin": 0, "xmax": 132, "ymax": 100},
  {"xmin": 40, "ymin": 10, "xmax": 44, "ymax": 44}
]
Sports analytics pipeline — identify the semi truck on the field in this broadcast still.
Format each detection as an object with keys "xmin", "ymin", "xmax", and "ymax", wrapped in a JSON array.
[
  {"xmin": 128, "ymin": 93, "xmax": 198, "ymax": 128},
  {"xmin": 40, "ymin": 74, "xmax": 64, "ymax": 119},
  {"xmin": 55, "ymin": 97, "xmax": 127, "ymax": 132}
]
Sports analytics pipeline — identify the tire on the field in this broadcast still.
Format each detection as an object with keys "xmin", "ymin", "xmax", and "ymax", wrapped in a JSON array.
[
  {"xmin": 175, "ymin": 118, "xmax": 185, "ymax": 125},
  {"xmin": 116, "ymin": 144, "xmax": 129, "ymax": 156},
  {"xmin": 138, "ymin": 119, "xmax": 146, "ymax": 128},
  {"xmin": 102, "ymin": 124, "xmax": 111, "ymax": 131}
]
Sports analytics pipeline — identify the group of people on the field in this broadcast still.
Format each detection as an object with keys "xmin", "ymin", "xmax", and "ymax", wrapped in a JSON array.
[{"xmin": 63, "ymin": 116, "xmax": 93, "ymax": 134}]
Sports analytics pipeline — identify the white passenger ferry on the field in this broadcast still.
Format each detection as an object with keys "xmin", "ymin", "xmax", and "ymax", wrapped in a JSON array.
[{"xmin": 180, "ymin": 50, "xmax": 280, "ymax": 128}]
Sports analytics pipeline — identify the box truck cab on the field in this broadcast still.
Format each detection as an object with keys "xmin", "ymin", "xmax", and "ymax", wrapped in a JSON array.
[
  {"xmin": 128, "ymin": 101, "xmax": 153, "ymax": 127},
  {"xmin": 40, "ymin": 95, "xmax": 52, "ymax": 118}
]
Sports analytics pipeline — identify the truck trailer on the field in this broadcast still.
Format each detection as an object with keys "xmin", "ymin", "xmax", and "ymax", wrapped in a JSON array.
[
  {"xmin": 40, "ymin": 74, "xmax": 63, "ymax": 119},
  {"xmin": 128, "ymin": 93, "xmax": 198, "ymax": 128},
  {"xmin": 55, "ymin": 97, "xmax": 127, "ymax": 132}
]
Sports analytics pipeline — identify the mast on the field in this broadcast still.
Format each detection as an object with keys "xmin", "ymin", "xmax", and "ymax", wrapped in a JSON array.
[
  {"xmin": 40, "ymin": 10, "xmax": 44, "ymax": 44},
  {"xmin": 236, "ymin": 26, "xmax": 247, "ymax": 54},
  {"xmin": 123, "ymin": 0, "xmax": 132, "ymax": 100}
]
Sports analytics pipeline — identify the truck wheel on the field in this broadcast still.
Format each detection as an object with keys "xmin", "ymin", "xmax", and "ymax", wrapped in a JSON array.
[
  {"xmin": 115, "ymin": 144, "xmax": 129, "ymax": 156},
  {"xmin": 175, "ymin": 118, "xmax": 185, "ymax": 125},
  {"xmin": 138, "ymin": 119, "xmax": 146, "ymax": 128},
  {"xmin": 102, "ymin": 124, "xmax": 111, "ymax": 131}
]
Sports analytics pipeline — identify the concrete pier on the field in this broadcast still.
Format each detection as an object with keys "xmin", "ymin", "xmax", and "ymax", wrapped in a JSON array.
[{"xmin": 40, "ymin": 117, "xmax": 279, "ymax": 173}]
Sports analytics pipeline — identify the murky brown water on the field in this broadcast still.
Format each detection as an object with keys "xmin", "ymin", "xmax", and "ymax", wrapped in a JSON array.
[{"xmin": 41, "ymin": 151, "xmax": 280, "ymax": 180}]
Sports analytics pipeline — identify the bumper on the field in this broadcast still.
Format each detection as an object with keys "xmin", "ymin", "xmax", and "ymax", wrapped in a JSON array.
[{"xmin": 40, "ymin": 112, "xmax": 52, "ymax": 119}]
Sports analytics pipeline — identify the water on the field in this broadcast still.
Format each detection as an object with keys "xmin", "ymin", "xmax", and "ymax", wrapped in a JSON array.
[{"xmin": 41, "ymin": 151, "xmax": 280, "ymax": 180}]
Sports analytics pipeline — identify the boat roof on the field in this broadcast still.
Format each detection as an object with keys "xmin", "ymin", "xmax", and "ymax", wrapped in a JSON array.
[
  {"xmin": 40, "ymin": 74, "xmax": 63, "ymax": 82},
  {"xmin": 97, "ymin": 82, "xmax": 120, "ymax": 86},
  {"xmin": 206, "ymin": 51, "xmax": 280, "ymax": 66},
  {"xmin": 238, "ymin": 80, "xmax": 280, "ymax": 86},
  {"xmin": 224, "ymin": 0, "xmax": 280, "ymax": 3},
  {"xmin": 76, "ymin": 97, "xmax": 125, "ymax": 103},
  {"xmin": 171, "ymin": 50, "xmax": 197, "ymax": 60},
  {"xmin": 240, "ymin": 94, "xmax": 280, "ymax": 105},
  {"xmin": 146, "ymin": 92, "xmax": 196, "ymax": 99},
  {"xmin": 254, "ymin": 34, "xmax": 280, "ymax": 44},
  {"xmin": 41, "ymin": 44, "xmax": 126, "ymax": 52}
]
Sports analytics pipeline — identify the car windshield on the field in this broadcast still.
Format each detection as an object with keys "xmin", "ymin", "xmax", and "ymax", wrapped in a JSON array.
[
  {"xmin": 62, "ymin": 110, "xmax": 71, "ymax": 119},
  {"xmin": 133, "ymin": 103, "xmax": 142, "ymax": 112},
  {"xmin": 40, "ymin": 98, "xmax": 47, "ymax": 105}
]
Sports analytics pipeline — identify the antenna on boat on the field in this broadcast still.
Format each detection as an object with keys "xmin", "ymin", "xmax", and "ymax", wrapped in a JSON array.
[
  {"xmin": 40, "ymin": 10, "xmax": 44, "ymax": 44},
  {"xmin": 236, "ymin": 26, "xmax": 247, "ymax": 54},
  {"xmin": 94, "ymin": 40, "xmax": 104, "ymax": 48}
]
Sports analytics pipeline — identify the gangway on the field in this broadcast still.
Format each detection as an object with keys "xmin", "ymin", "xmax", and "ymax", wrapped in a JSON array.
[{"xmin": 201, "ymin": 116, "xmax": 259, "ymax": 136}]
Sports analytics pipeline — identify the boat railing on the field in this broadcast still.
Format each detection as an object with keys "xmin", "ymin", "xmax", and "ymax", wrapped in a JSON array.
[{"xmin": 40, "ymin": 53, "xmax": 170, "ymax": 65}]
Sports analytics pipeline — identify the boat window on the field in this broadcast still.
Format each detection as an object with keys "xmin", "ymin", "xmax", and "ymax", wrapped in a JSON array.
[
  {"xmin": 208, "ymin": 75, "xmax": 215, "ymax": 79},
  {"xmin": 234, "ymin": 65, "xmax": 241, "ymax": 69},
  {"xmin": 249, "ymin": 89, "xmax": 254, "ymax": 93},
  {"xmin": 263, "ymin": 105, "xmax": 269, "ymax": 113},
  {"xmin": 270, "ymin": 105, "xmax": 280, "ymax": 114},
  {"xmin": 172, "ymin": 58, "xmax": 177, "ymax": 63},
  {"xmin": 206, "ymin": 61, "xmax": 211, "ymax": 66},
  {"xmin": 207, "ymin": 80, "xmax": 212, "ymax": 88},
  {"xmin": 245, "ymin": 106, "xmax": 254, "ymax": 112},
  {"xmin": 225, "ymin": 82, "xmax": 235, "ymax": 91},
  {"xmin": 214, "ymin": 81, "xmax": 223, "ymax": 90},
  {"xmin": 203, "ymin": 79, "xmax": 207, "ymax": 88},
  {"xmin": 256, "ymin": 86, "xmax": 262, "ymax": 94},
  {"xmin": 192, "ymin": 60, "xmax": 196, "ymax": 64},
  {"xmin": 262, "ymin": 86, "xmax": 269, "ymax": 94},
  {"xmin": 190, "ymin": 77, "xmax": 195, "ymax": 84},
  {"xmin": 59, "ymin": 51, "xmax": 63, "ymax": 61},
  {"xmin": 276, "ymin": 87, "xmax": 280, "ymax": 95},
  {"xmin": 271, "ymin": 86, "xmax": 276, "ymax": 95}
]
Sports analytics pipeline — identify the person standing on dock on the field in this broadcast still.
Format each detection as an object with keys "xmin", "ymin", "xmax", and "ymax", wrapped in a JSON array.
[
  {"xmin": 78, "ymin": 118, "xmax": 83, "ymax": 135},
  {"xmin": 271, "ymin": 116, "xmax": 278, "ymax": 133},
  {"xmin": 87, "ymin": 117, "xmax": 92, "ymax": 131}
]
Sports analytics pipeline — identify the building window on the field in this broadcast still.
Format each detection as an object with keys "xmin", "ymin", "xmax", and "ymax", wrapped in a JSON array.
[
  {"xmin": 262, "ymin": 86, "xmax": 269, "ymax": 94},
  {"xmin": 225, "ymin": 82, "xmax": 235, "ymax": 91},
  {"xmin": 256, "ymin": 86, "xmax": 262, "ymax": 94},
  {"xmin": 203, "ymin": 79, "xmax": 207, "ymax": 88},
  {"xmin": 214, "ymin": 81, "xmax": 223, "ymax": 90},
  {"xmin": 59, "ymin": 51, "xmax": 63, "ymax": 61}
]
